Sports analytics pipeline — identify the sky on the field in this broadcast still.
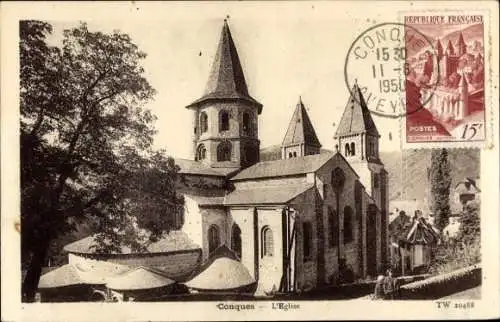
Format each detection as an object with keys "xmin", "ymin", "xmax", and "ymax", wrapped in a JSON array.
[{"xmin": 46, "ymin": 3, "xmax": 406, "ymax": 160}]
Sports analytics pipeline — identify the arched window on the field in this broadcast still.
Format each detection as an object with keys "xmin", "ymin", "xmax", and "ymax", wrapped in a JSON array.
[
  {"xmin": 293, "ymin": 152, "xmax": 297, "ymax": 157},
  {"xmin": 242, "ymin": 112, "xmax": 251, "ymax": 135},
  {"xmin": 350, "ymin": 142, "xmax": 356, "ymax": 156},
  {"xmin": 261, "ymin": 226, "xmax": 273, "ymax": 257},
  {"xmin": 231, "ymin": 224, "xmax": 242, "ymax": 259},
  {"xmin": 331, "ymin": 167, "xmax": 346, "ymax": 191},
  {"xmin": 217, "ymin": 141, "xmax": 232, "ymax": 161},
  {"xmin": 328, "ymin": 207, "xmax": 338, "ymax": 248},
  {"xmin": 200, "ymin": 112, "xmax": 208, "ymax": 133},
  {"xmin": 208, "ymin": 225, "xmax": 220, "ymax": 254},
  {"xmin": 289, "ymin": 152, "xmax": 293, "ymax": 158},
  {"xmin": 344, "ymin": 206, "xmax": 354, "ymax": 244},
  {"xmin": 303, "ymin": 222, "xmax": 313, "ymax": 261},
  {"xmin": 219, "ymin": 110, "xmax": 229, "ymax": 132},
  {"xmin": 195, "ymin": 144, "xmax": 206, "ymax": 161},
  {"xmin": 345, "ymin": 143, "xmax": 351, "ymax": 156}
]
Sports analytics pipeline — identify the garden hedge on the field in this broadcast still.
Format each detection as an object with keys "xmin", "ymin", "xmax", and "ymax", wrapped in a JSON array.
[{"xmin": 399, "ymin": 264, "xmax": 481, "ymax": 300}]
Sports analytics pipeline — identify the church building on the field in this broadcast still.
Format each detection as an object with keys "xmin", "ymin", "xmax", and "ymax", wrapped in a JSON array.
[{"xmin": 175, "ymin": 20, "xmax": 389, "ymax": 294}]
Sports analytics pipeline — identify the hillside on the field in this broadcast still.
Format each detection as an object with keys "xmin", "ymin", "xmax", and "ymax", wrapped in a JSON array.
[
  {"xmin": 380, "ymin": 149, "xmax": 480, "ymax": 203},
  {"xmin": 260, "ymin": 145, "xmax": 480, "ymax": 203}
]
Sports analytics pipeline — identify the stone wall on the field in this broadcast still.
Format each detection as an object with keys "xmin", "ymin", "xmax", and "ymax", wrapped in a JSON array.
[{"xmin": 233, "ymin": 175, "xmax": 307, "ymax": 190}]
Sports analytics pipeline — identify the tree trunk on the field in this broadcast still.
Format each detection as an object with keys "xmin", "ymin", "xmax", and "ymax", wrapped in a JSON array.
[{"xmin": 22, "ymin": 237, "xmax": 50, "ymax": 302}]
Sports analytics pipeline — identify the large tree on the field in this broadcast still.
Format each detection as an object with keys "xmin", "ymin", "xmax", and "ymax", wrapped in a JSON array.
[
  {"xmin": 429, "ymin": 148, "xmax": 452, "ymax": 232},
  {"xmin": 20, "ymin": 20, "xmax": 184, "ymax": 301}
]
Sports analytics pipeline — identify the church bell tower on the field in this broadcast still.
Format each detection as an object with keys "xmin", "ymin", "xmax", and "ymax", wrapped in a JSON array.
[
  {"xmin": 334, "ymin": 82, "xmax": 389, "ymax": 266},
  {"xmin": 186, "ymin": 20, "xmax": 263, "ymax": 170},
  {"xmin": 334, "ymin": 82, "xmax": 385, "ymax": 201}
]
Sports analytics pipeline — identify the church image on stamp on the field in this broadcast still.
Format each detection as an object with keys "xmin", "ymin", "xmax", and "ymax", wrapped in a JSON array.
[{"xmin": 404, "ymin": 15, "xmax": 486, "ymax": 143}]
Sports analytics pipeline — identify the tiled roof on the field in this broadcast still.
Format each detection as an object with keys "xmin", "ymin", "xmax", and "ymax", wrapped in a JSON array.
[
  {"xmin": 335, "ymin": 83, "xmax": 379, "ymax": 137},
  {"xmin": 231, "ymin": 152, "xmax": 334, "ymax": 181},
  {"xmin": 64, "ymin": 231, "xmax": 200, "ymax": 255},
  {"xmin": 187, "ymin": 21, "xmax": 262, "ymax": 112},
  {"xmin": 38, "ymin": 262, "xmax": 130, "ymax": 289},
  {"xmin": 406, "ymin": 218, "xmax": 439, "ymax": 245},
  {"xmin": 38, "ymin": 264, "xmax": 83, "ymax": 289},
  {"xmin": 106, "ymin": 266, "xmax": 175, "ymax": 291},
  {"xmin": 175, "ymin": 159, "xmax": 228, "ymax": 177},
  {"xmin": 282, "ymin": 97, "xmax": 321, "ymax": 148},
  {"xmin": 185, "ymin": 246, "xmax": 255, "ymax": 291},
  {"xmin": 224, "ymin": 184, "xmax": 314, "ymax": 205}
]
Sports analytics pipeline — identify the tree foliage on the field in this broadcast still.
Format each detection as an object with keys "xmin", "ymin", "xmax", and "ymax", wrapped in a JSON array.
[
  {"xmin": 457, "ymin": 201, "xmax": 480, "ymax": 245},
  {"xmin": 20, "ymin": 20, "xmax": 183, "ymax": 301},
  {"xmin": 429, "ymin": 148, "xmax": 452, "ymax": 232}
]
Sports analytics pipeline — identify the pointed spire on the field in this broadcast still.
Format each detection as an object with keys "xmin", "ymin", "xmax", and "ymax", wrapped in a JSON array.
[
  {"xmin": 436, "ymin": 39, "xmax": 443, "ymax": 60},
  {"xmin": 446, "ymin": 39, "xmax": 455, "ymax": 56},
  {"xmin": 205, "ymin": 20, "xmax": 248, "ymax": 96},
  {"xmin": 187, "ymin": 20, "xmax": 262, "ymax": 112},
  {"xmin": 334, "ymin": 83, "xmax": 380, "ymax": 138},
  {"xmin": 457, "ymin": 32, "xmax": 467, "ymax": 56},
  {"xmin": 282, "ymin": 97, "xmax": 321, "ymax": 148}
]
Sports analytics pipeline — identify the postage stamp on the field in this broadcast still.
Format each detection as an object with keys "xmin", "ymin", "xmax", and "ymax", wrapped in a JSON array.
[
  {"xmin": 1, "ymin": 1, "xmax": 499, "ymax": 322},
  {"xmin": 403, "ymin": 14, "xmax": 487, "ymax": 145}
]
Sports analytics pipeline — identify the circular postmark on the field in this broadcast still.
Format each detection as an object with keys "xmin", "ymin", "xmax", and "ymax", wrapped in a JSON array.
[{"xmin": 344, "ymin": 22, "xmax": 439, "ymax": 118}]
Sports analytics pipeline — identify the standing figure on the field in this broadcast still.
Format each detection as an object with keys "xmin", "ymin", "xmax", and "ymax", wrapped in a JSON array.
[
  {"xmin": 383, "ymin": 268, "xmax": 398, "ymax": 300},
  {"xmin": 372, "ymin": 275, "xmax": 385, "ymax": 300}
]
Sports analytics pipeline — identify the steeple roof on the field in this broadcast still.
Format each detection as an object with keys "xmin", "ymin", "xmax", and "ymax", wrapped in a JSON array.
[
  {"xmin": 334, "ymin": 83, "xmax": 379, "ymax": 137},
  {"xmin": 282, "ymin": 97, "xmax": 322, "ymax": 148},
  {"xmin": 187, "ymin": 20, "xmax": 262, "ymax": 112},
  {"xmin": 436, "ymin": 39, "xmax": 444, "ymax": 57},
  {"xmin": 446, "ymin": 39, "xmax": 455, "ymax": 55}
]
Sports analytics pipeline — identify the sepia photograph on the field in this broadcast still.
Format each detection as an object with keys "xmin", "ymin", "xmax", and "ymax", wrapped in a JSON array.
[{"xmin": 1, "ymin": 1, "xmax": 499, "ymax": 321}]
